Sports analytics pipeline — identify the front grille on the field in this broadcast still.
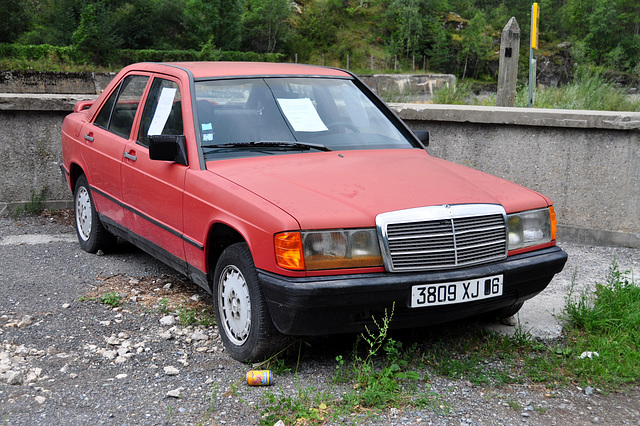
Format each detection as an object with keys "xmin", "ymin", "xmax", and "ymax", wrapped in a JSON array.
[{"xmin": 377, "ymin": 205, "xmax": 507, "ymax": 272}]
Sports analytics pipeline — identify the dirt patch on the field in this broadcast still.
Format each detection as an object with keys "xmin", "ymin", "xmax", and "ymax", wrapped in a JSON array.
[{"xmin": 87, "ymin": 273, "xmax": 212, "ymax": 313}]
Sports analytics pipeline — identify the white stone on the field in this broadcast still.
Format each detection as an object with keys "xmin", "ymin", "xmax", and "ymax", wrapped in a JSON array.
[
  {"xmin": 35, "ymin": 396, "xmax": 46, "ymax": 404},
  {"xmin": 106, "ymin": 336, "xmax": 120, "ymax": 346},
  {"xmin": 15, "ymin": 345, "xmax": 29, "ymax": 355},
  {"xmin": 103, "ymin": 350, "xmax": 117, "ymax": 360},
  {"xmin": 166, "ymin": 388, "xmax": 182, "ymax": 398},
  {"xmin": 191, "ymin": 331, "xmax": 208, "ymax": 341},
  {"xmin": 164, "ymin": 366, "xmax": 180, "ymax": 376},
  {"xmin": 17, "ymin": 315, "xmax": 33, "ymax": 327},
  {"xmin": 159, "ymin": 331, "xmax": 172, "ymax": 340},
  {"xmin": 3, "ymin": 370, "xmax": 22, "ymax": 385},
  {"xmin": 159, "ymin": 315, "xmax": 175, "ymax": 326}
]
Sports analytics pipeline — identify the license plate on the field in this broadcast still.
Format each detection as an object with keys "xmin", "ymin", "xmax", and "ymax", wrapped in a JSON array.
[{"xmin": 411, "ymin": 275, "xmax": 503, "ymax": 308}]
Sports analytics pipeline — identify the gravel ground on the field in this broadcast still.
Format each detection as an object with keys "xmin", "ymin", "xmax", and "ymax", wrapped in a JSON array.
[{"xmin": 1, "ymin": 211, "xmax": 639, "ymax": 425}]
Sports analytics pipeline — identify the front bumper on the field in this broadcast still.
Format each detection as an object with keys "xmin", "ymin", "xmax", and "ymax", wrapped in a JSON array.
[{"xmin": 258, "ymin": 246, "xmax": 568, "ymax": 335}]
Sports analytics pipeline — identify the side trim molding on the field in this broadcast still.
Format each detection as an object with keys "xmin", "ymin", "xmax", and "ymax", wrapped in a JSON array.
[{"xmin": 90, "ymin": 185, "xmax": 204, "ymax": 251}]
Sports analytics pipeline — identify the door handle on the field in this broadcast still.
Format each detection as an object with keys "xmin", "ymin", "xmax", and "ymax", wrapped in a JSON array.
[
  {"xmin": 124, "ymin": 152, "xmax": 137, "ymax": 161},
  {"xmin": 84, "ymin": 134, "xmax": 94, "ymax": 142}
]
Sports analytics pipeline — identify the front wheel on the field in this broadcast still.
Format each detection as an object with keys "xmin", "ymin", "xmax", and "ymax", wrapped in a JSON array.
[
  {"xmin": 73, "ymin": 175, "xmax": 116, "ymax": 253},
  {"xmin": 213, "ymin": 243, "xmax": 287, "ymax": 362},
  {"xmin": 493, "ymin": 302, "xmax": 524, "ymax": 326}
]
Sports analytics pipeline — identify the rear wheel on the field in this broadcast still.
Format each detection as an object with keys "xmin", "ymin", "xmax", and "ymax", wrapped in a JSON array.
[
  {"xmin": 73, "ymin": 175, "xmax": 116, "ymax": 253},
  {"xmin": 213, "ymin": 243, "xmax": 287, "ymax": 362}
]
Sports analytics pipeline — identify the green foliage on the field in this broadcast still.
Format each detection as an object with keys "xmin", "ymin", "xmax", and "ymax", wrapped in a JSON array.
[
  {"xmin": 242, "ymin": 0, "xmax": 292, "ymax": 53},
  {"xmin": 560, "ymin": 260, "xmax": 640, "ymax": 386},
  {"xmin": 99, "ymin": 292, "xmax": 123, "ymax": 308},
  {"xmin": 0, "ymin": 0, "xmax": 29, "ymax": 43},
  {"xmin": 11, "ymin": 187, "xmax": 48, "ymax": 220},
  {"xmin": 176, "ymin": 305, "xmax": 216, "ymax": 327},
  {"xmin": 333, "ymin": 305, "xmax": 430, "ymax": 410},
  {"xmin": 256, "ymin": 263, "xmax": 639, "ymax": 424},
  {"xmin": 0, "ymin": 43, "xmax": 284, "ymax": 70},
  {"xmin": 458, "ymin": 11, "xmax": 492, "ymax": 79},
  {"xmin": 260, "ymin": 386, "xmax": 331, "ymax": 425},
  {"xmin": 516, "ymin": 67, "xmax": 640, "ymax": 111},
  {"xmin": 3, "ymin": 0, "xmax": 640, "ymax": 79}
]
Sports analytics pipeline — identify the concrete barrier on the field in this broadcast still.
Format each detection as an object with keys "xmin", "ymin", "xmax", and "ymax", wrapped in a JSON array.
[
  {"xmin": 0, "ymin": 93, "xmax": 638, "ymax": 248},
  {"xmin": 394, "ymin": 104, "xmax": 640, "ymax": 248}
]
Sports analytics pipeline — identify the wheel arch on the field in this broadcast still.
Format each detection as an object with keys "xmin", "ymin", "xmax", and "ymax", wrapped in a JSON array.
[
  {"xmin": 205, "ymin": 223, "xmax": 248, "ymax": 290},
  {"xmin": 68, "ymin": 163, "xmax": 86, "ymax": 193}
]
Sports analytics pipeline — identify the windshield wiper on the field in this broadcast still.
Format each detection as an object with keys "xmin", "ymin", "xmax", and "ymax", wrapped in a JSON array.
[{"xmin": 202, "ymin": 141, "xmax": 332, "ymax": 152}]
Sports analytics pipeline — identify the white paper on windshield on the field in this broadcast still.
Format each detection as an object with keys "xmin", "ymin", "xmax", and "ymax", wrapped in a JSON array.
[
  {"xmin": 148, "ymin": 87, "xmax": 178, "ymax": 135},
  {"xmin": 277, "ymin": 98, "xmax": 328, "ymax": 132}
]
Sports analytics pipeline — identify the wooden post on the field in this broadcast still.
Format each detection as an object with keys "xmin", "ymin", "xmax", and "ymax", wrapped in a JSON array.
[{"xmin": 496, "ymin": 17, "xmax": 520, "ymax": 107}]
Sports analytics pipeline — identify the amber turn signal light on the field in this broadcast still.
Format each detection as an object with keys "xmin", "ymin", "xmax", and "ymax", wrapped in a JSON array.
[{"xmin": 274, "ymin": 232, "xmax": 305, "ymax": 270}]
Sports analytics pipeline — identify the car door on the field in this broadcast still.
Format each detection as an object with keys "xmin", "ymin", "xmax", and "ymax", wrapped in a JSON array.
[
  {"xmin": 82, "ymin": 73, "xmax": 150, "ymax": 224},
  {"xmin": 121, "ymin": 76, "xmax": 188, "ymax": 267}
]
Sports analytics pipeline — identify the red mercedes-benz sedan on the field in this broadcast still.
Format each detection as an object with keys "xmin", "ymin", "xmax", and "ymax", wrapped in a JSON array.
[{"xmin": 61, "ymin": 62, "xmax": 567, "ymax": 362}]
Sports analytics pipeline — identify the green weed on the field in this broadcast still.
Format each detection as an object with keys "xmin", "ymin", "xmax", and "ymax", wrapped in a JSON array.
[
  {"xmin": 176, "ymin": 305, "xmax": 216, "ymax": 327},
  {"xmin": 259, "ymin": 386, "xmax": 331, "ymax": 426},
  {"xmin": 255, "ymin": 261, "xmax": 638, "ymax": 426},
  {"xmin": 517, "ymin": 67, "xmax": 640, "ymax": 111},
  {"xmin": 11, "ymin": 187, "xmax": 48, "ymax": 219},
  {"xmin": 559, "ymin": 260, "xmax": 640, "ymax": 387},
  {"xmin": 99, "ymin": 292, "xmax": 122, "ymax": 308}
]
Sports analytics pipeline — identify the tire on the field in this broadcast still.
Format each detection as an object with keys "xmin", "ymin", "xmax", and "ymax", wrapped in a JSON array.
[
  {"xmin": 495, "ymin": 302, "xmax": 524, "ymax": 319},
  {"xmin": 213, "ymin": 243, "xmax": 288, "ymax": 362},
  {"xmin": 73, "ymin": 175, "xmax": 116, "ymax": 253},
  {"xmin": 493, "ymin": 302, "xmax": 524, "ymax": 326}
]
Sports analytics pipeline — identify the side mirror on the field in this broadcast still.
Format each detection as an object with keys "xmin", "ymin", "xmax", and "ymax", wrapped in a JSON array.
[
  {"xmin": 413, "ymin": 129, "xmax": 429, "ymax": 147},
  {"xmin": 149, "ymin": 135, "xmax": 188, "ymax": 166}
]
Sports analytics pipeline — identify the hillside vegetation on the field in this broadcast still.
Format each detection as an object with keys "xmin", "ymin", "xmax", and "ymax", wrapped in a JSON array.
[{"xmin": 2, "ymin": 0, "xmax": 639, "ymax": 84}]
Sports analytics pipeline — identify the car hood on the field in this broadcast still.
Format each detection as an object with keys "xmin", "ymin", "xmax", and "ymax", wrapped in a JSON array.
[{"xmin": 207, "ymin": 149, "xmax": 549, "ymax": 229}]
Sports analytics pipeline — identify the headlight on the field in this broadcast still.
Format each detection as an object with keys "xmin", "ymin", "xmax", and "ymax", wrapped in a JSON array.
[
  {"xmin": 507, "ymin": 207, "xmax": 556, "ymax": 250},
  {"xmin": 275, "ymin": 229, "xmax": 383, "ymax": 270}
]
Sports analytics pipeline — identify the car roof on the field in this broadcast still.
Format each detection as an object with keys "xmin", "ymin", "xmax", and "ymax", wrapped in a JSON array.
[{"xmin": 126, "ymin": 62, "xmax": 353, "ymax": 79}]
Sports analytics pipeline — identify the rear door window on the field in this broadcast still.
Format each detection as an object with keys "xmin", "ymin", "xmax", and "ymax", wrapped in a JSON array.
[{"xmin": 94, "ymin": 75, "xmax": 150, "ymax": 139}]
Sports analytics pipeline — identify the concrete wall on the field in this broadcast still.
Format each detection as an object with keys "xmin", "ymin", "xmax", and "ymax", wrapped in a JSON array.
[
  {"xmin": 359, "ymin": 74, "xmax": 456, "ymax": 102},
  {"xmin": 394, "ymin": 104, "xmax": 640, "ymax": 248},
  {"xmin": 0, "ymin": 70, "xmax": 115, "ymax": 94},
  {"xmin": 0, "ymin": 93, "xmax": 638, "ymax": 248}
]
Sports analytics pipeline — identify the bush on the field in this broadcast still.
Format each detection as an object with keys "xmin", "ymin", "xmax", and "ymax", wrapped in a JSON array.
[{"xmin": 0, "ymin": 43, "xmax": 286, "ymax": 70}]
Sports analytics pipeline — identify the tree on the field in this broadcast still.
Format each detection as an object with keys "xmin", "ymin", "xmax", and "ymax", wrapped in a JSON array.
[
  {"xmin": 185, "ymin": 0, "xmax": 243, "ymax": 51},
  {"xmin": 388, "ymin": 0, "xmax": 424, "ymax": 60},
  {"xmin": 1, "ymin": 0, "xmax": 29, "ymax": 43},
  {"xmin": 72, "ymin": 1, "xmax": 123, "ymax": 64},
  {"xmin": 458, "ymin": 10, "xmax": 492, "ymax": 78},
  {"xmin": 242, "ymin": 0, "xmax": 292, "ymax": 52}
]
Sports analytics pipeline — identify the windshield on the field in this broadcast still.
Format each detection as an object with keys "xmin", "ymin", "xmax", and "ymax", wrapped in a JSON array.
[{"xmin": 194, "ymin": 77, "xmax": 417, "ymax": 159}]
